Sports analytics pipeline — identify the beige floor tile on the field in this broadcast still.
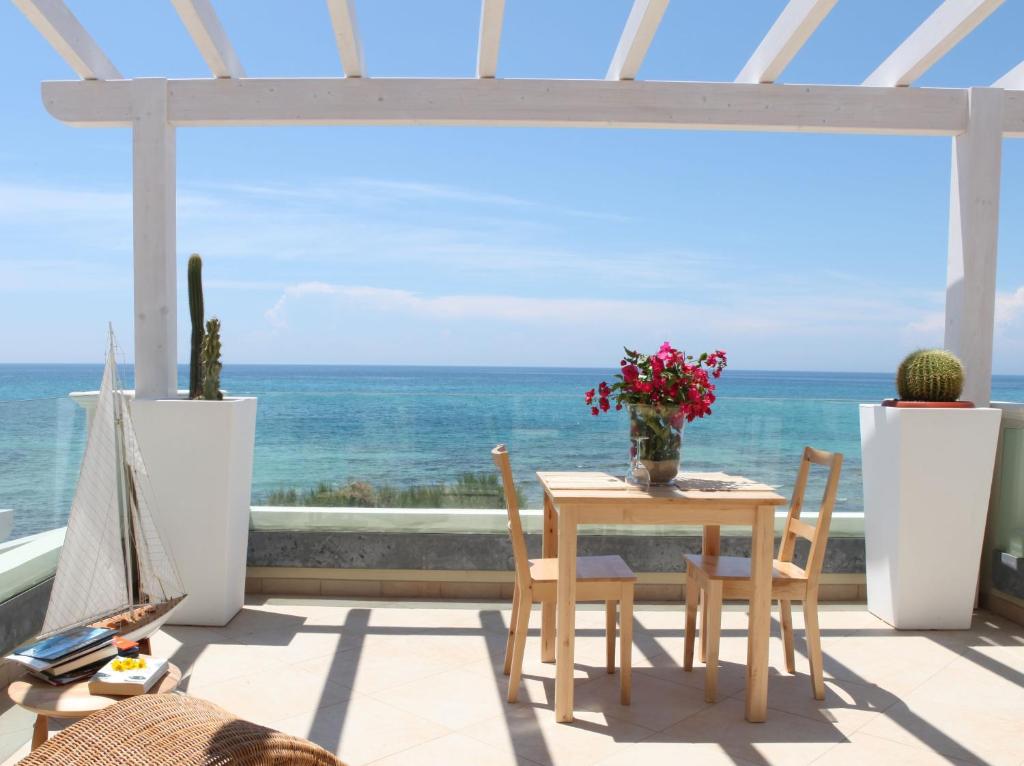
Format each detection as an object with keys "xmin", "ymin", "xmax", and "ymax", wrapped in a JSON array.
[
  {"xmin": 592, "ymin": 740, "xmax": 762, "ymax": 766},
  {"xmin": 809, "ymin": 731, "xmax": 976, "ymax": 765},
  {"xmin": 368, "ymin": 731, "xmax": 540, "ymax": 765},
  {"xmin": 219, "ymin": 605, "xmax": 313, "ymax": 637},
  {"xmin": 658, "ymin": 697, "xmax": 846, "ymax": 766},
  {"xmin": 234, "ymin": 624, "xmax": 352, "ymax": 665},
  {"xmin": 461, "ymin": 704, "xmax": 654, "ymax": 766},
  {"xmin": 290, "ymin": 636, "xmax": 463, "ymax": 695},
  {"xmin": 188, "ymin": 665, "xmax": 351, "ymax": 724},
  {"xmin": 572, "ymin": 669, "xmax": 708, "ymax": 732},
  {"xmin": 817, "ymin": 633, "xmax": 962, "ymax": 695},
  {"xmin": 859, "ymin": 695, "xmax": 1024, "ymax": 766},
  {"xmin": 910, "ymin": 651, "xmax": 1024, "ymax": 716},
  {"xmin": 270, "ymin": 695, "xmax": 448, "ymax": 766},
  {"xmin": 164, "ymin": 636, "xmax": 293, "ymax": 692},
  {"xmin": 371, "ymin": 668, "xmax": 516, "ymax": 730},
  {"xmin": 749, "ymin": 674, "xmax": 898, "ymax": 736}
]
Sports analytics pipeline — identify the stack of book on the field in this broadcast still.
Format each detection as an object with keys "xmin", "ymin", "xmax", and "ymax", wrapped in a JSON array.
[{"xmin": 5, "ymin": 626, "xmax": 118, "ymax": 685}]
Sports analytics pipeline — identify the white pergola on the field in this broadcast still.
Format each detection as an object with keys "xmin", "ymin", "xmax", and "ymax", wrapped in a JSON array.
[{"xmin": 14, "ymin": 0, "xmax": 1024, "ymax": 405}]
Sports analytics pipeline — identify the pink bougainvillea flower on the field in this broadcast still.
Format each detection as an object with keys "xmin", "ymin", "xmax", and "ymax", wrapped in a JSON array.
[{"xmin": 583, "ymin": 341, "xmax": 727, "ymax": 422}]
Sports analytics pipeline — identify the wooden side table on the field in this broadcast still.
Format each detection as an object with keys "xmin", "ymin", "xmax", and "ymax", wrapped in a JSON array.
[{"xmin": 6, "ymin": 659, "xmax": 181, "ymax": 750}]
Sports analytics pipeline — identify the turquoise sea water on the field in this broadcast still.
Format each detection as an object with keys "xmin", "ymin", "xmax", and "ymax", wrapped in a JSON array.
[{"xmin": 3, "ymin": 364, "xmax": 1023, "ymax": 539}]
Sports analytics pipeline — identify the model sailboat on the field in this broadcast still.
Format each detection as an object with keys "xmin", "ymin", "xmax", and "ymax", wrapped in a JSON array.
[{"xmin": 40, "ymin": 329, "xmax": 186, "ymax": 643}]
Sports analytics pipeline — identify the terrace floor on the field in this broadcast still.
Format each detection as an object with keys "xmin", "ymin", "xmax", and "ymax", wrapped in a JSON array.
[{"xmin": 2, "ymin": 598, "xmax": 1023, "ymax": 765}]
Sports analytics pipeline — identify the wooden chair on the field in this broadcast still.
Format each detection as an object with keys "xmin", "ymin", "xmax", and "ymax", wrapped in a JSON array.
[
  {"xmin": 491, "ymin": 444, "xmax": 637, "ymax": 705},
  {"xmin": 683, "ymin": 446, "xmax": 843, "ymax": 702}
]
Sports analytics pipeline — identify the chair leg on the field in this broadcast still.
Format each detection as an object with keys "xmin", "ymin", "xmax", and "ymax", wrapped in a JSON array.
[
  {"xmin": 699, "ymin": 589, "xmax": 708, "ymax": 663},
  {"xmin": 803, "ymin": 596, "xmax": 825, "ymax": 700},
  {"xmin": 507, "ymin": 594, "xmax": 532, "ymax": 703},
  {"xmin": 684, "ymin": 571, "xmax": 699, "ymax": 672},
  {"xmin": 704, "ymin": 580, "xmax": 723, "ymax": 703},
  {"xmin": 605, "ymin": 600, "xmax": 616, "ymax": 674},
  {"xmin": 619, "ymin": 586, "xmax": 633, "ymax": 706},
  {"xmin": 504, "ymin": 582, "xmax": 521, "ymax": 676},
  {"xmin": 779, "ymin": 598, "xmax": 796, "ymax": 674}
]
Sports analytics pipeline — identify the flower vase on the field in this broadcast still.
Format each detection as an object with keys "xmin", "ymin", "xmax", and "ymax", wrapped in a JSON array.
[{"xmin": 629, "ymin": 404, "xmax": 684, "ymax": 484}]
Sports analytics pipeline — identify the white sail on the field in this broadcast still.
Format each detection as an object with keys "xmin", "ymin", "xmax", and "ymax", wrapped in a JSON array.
[{"xmin": 42, "ymin": 332, "xmax": 185, "ymax": 636}]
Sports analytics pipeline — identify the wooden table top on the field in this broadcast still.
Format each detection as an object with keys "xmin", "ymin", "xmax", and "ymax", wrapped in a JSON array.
[
  {"xmin": 7, "ymin": 661, "xmax": 181, "ymax": 719},
  {"xmin": 537, "ymin": 471, "xmax": 787, "ymax": 505}
]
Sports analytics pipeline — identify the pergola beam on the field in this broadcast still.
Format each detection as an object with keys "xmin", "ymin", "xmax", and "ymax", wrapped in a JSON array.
[
  {"xmin": 606, "ymin": 0, "xmax": 669, "ymax": 81},
  {"xmin": 736, "ymin": 0, "xmax": 836, "ymax": 85},
  {"xmin": 42, "ymin": 78, "xmax": 973, "ymax": 136},
  {"xmin": 476, "ymin": 0, "xmax": 506, "ymax": 79},
  {"xmin": 171, "ymin": 0, "xmax": 245, "ymax": 79},
  {"xmin": 994, "ymin": 60, "xmax": 1024, "ymax": 90},
  {"xmin": 12, "ymin": 0, "xmax": 121, "ymax": 80},
  {"xmin": 326, "ymin": 0, "xmax": 364, "ymax": 78},
  {"xmin": 863, "ymin": 0, "xmax": 1003, "ymax": 87}
]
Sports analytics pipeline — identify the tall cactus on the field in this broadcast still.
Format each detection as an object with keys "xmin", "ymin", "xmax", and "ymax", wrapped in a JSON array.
[
  {"xmin": 201, "ymin": 317, "xmax": 223, "ymax": 401},
  {"xmin": 187, "ymin": 254, "xmax": 205, "ymax": 399},
  {"xmin": 896, "ymin": 349, "xmax": 965, "ymax": 402}
]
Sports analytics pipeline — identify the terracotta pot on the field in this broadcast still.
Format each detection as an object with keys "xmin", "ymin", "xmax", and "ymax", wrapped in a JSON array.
[{"xmin": 881, "ymin": 399, "xmax": 975, "ymax": 409}]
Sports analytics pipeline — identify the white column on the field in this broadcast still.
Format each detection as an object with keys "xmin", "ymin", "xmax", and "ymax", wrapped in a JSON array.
[
  {"xmin": 945, "ymin": 87, "xmax": 1004, "ymax": 406},
  {"xmin": 131, "ymin": 78, "xmax": 177, "ymax": 400}
]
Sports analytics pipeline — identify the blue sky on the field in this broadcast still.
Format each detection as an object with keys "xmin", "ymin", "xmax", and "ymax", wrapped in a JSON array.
[{"xmin": 1, "ymin": 0, "xmax": 1023, "ymax": 371}]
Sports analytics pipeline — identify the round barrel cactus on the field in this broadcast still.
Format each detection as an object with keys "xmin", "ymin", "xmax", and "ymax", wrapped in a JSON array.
[{"xmin": 896, "ymin": 349, "xmax": 965, "ymax": 402}]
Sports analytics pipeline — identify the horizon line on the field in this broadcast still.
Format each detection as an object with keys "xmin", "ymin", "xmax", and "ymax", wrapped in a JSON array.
[{"xmin": 3, "ymin": 361, "xmax": 1024, "ymax": 377}]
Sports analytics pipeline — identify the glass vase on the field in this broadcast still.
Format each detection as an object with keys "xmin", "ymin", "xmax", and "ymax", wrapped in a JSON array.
[{"xmin": 628, "ymin": 404, "xmax": 684, "ymax": 484}]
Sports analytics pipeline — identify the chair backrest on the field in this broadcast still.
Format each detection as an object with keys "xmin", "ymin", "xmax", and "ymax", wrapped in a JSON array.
[
  {"xmin": 491, "ymin": 444, "xmax": 532, "ymax": 591},
  {"xmin": 777, "ymin": 446, "xmax": 843, "ymax": 587}
]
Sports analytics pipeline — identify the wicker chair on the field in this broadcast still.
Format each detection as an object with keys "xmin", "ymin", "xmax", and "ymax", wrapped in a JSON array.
[{"xmin": 18, "ymin": 693, "xmax": 345, "ymax": 765}]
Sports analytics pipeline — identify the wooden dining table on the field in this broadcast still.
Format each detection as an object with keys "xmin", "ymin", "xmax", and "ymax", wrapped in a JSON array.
[{"xmin": 536, "ymin": 470, "xmax": 787, "ymax": 723}]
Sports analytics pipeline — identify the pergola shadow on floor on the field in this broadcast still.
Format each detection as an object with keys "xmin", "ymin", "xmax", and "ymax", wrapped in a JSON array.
[{"xmin": 84, "ymin": 598, "xmax": 1024, "ymax": 766}]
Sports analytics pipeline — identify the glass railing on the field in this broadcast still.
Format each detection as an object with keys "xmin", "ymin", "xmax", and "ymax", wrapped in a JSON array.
[
  {"xmin": 2, "ymin": 368, "xmax": 1023, "ymax": 541},
  {"xmin": 0, "ymin": 397, "xmax": 86, "ymax": 540}
]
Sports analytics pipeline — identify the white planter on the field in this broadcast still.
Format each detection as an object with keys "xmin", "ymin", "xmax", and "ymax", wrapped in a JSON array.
[
  {"xmin": 860, "ymin": 404, "xmax": 1001, "ymax": 629},
  {"xmin": 128, "ymin": 396, "xmax": 257, "ymax": 627}
]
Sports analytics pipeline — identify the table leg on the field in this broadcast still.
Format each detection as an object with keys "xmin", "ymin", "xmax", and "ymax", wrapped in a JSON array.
[
  {"xmin": 541, "ymin": 493, "xmax": 557, "ymax": 663},
  {"xmin": 31, "ymin": 715, "xmax": 47, "ymax": 750},
  {"xmin": 555, "ymin": 507, "xmax": 577, "ymax": 723},
  {"xmin": 745, "ymin": 505, "xmax": 774, "ymax": 722}
]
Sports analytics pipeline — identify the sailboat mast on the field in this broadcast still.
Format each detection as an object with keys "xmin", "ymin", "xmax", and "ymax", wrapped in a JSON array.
[{"xmin": 109, "ymin": 341, "xmax": 140, "ymax": 606}]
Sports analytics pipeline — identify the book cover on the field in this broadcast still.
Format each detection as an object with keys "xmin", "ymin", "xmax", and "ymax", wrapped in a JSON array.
[
  {"xmin": 88, "ymin": 656, "xmax": 168, "ymax": 696},
  {"xmin": 12, "ymin": 626, "xmax": 115, "ymax": 662}
]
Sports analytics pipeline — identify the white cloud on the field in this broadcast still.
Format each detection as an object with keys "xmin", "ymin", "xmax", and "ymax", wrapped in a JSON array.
[{"xmin": 996, "ymin": 286, "xmax": 1024, "ymax": 326}]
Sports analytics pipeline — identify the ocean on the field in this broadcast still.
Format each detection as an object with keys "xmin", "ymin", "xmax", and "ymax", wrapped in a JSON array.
[{"xmin": 2, "ymin": 364, "xmax": 1023, "ymax": 539}]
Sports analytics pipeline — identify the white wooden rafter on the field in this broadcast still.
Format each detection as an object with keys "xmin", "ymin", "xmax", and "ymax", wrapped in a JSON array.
[
  {"xmin": 326, "ymin": 0, "xmax": 364, "ymax": 78},
  {"xmin": 863, "ymin": 0, "xmax": 1004, "ymax": 87},
  {"xmin": 12, "ymin": 0, "xmax": 121, "ymax": 80},
  {"xmin": 170, "ymin": 0, "xmax": 245, "ymax": 79},
  {"xmin": 994, "ymin": 60, "xmax": 1024, "ymax": 90},
  {"xmin": 606, "ymin": 0, "xmax": 669, "ymax": 81},
  {"xmin": 476, "ymin": 0, "xmax": 505, "ymax": 79},
  {"xmin": 736, "ymin": 0, "xmax": 836, "ymax": 85}
]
